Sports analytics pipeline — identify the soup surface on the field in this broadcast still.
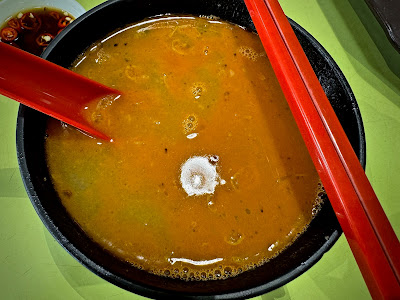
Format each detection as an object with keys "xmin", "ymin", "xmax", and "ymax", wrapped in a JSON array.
[{"xmin": 45, "ymin": 16, "xmax": 322, "ymax": 280}]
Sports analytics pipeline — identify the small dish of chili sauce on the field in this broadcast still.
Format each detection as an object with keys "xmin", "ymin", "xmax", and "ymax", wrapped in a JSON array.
[{"xmin": 0, "ymin": 7, "xmax": 74, "ymax": 55}]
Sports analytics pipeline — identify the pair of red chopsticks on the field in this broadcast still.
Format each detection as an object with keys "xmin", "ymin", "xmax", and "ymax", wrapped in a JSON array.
[{"xmin": 243, "ymin": 0, "xmax": 400, "ymax": 298}]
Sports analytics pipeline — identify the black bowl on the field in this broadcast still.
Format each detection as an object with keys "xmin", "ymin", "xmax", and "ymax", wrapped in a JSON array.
[{"xmin": 16, "ymin": 0, "xmax": 366, "ymax": 298}]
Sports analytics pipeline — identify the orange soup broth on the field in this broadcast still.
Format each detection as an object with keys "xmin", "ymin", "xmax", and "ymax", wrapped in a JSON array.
[{"xmin": 45, "ymin": 16, "xmax": 322, "ymax": 280}]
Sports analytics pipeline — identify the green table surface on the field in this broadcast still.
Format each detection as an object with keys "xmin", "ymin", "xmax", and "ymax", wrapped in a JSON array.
[{"xmin": 1, "ymin": 0, "xmax": 399, "ymax": 299}]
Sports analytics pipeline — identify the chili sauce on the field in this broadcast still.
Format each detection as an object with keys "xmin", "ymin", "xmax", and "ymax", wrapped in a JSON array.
[{"xmin": 0, "ymin": 7, "xmax": 74, "ymax": 55}]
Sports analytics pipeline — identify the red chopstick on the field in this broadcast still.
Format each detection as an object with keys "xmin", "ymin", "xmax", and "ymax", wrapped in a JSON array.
[{"xmin": 243, "ymin": 0, "xmax": 400, "ymax": 298}]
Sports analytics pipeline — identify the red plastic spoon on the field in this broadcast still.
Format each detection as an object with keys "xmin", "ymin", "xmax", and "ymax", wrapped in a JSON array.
[
  {"xmin": 243, "ymin": 0, "xmax": 400, "ymax": 298},
  {"xmin": 0, "ymin": 42, "xmax": 119, "ymax": 140}
]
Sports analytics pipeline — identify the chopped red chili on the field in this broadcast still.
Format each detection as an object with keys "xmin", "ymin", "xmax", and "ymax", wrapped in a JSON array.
[
  {"xmin": 49, "ymin": 11, "xmax": 60, "ymax": 20},
  {"xmin": 19, "ymin": 12, "xmax": 42, "ymax": 30},
  {"xmin": 0, "ymin": 8, "xmax": 75, "ymax": 55},
  {"xmin": 36, "ymin": 33, "xmax": 54, "ymax": 47},
  {"xmin": 58, "ymin": 16, "xmax": 72, "ymax": 28},
  {"xmin": 7, "ymin": 18, "xmax": 21, "ymax": 32},
  {"xmin": 0, "ymin": 27, "xmax": 18, "ymax": 41}
]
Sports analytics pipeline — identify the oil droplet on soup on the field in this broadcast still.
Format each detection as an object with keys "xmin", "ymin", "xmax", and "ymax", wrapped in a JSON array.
[{"xmin": 45, "ymin": 16, "xmax": 324, "ymax": 281}]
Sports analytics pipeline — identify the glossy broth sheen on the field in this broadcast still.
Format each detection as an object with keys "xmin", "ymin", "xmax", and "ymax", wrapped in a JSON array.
[{"xmin": 45, "ymin": 16, "xmax": 322, "ymax": 280}]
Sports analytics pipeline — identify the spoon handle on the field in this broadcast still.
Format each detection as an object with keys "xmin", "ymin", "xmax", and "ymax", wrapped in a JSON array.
[
  {"xmin": 243, "ymin": 0, "xmax": 400, "ymax": 298},
  {"xmin": 0, "ymin": 42, "xmax": 118, "ymax": 140}
]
